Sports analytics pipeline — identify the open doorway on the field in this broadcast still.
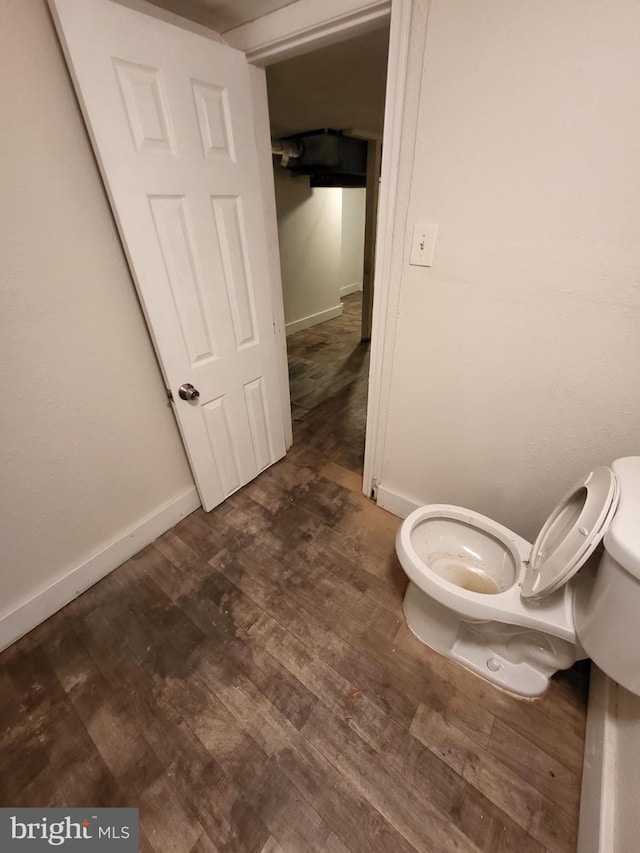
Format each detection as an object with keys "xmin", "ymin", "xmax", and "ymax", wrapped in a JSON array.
[{"xmin": 265, "ymin": 25, "xmax": 390, "ymax": 473}]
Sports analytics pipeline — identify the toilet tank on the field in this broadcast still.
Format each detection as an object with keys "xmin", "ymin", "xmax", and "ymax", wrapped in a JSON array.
[{"xmin": 574, "ymin": 457, "xmax": 640, "ymax": 695}]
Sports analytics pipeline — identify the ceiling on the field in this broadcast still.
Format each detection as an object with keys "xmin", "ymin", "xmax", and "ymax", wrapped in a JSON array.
[
  {"xmin": 266, "ymin": 25, "xmax": 389, "ymax": 139},
  {"xmin": 142, "ymin": 0, "xmax": 299, "ymax": 33}
]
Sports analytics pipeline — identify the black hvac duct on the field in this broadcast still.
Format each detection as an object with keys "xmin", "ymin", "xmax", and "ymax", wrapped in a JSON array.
[{"xmin": 272, "ymin": 129, "xmax": 367, "ymax": 188}]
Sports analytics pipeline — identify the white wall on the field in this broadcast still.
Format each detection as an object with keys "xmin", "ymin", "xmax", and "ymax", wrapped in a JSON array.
[
  {"xmin": 378, "ymin": 0, "xmax": 640, "ymax": 542},
  {"xmin": 340, "ymin": 188, "xmax": 366, "ymax": 296},
  {"xmin": 264, "ymin": 24, "xmax": 389, "ymax": 138},
  {"xmin": 274, "ymin": 169, "xmax": 344, "ymax": 335},
  {"xmin": 0, "ymin": 0, "xmax": 196, "ymax": 646},
  {"xmin": 274, "ymin": 175, "xmax": 366, "ymax": 333}
]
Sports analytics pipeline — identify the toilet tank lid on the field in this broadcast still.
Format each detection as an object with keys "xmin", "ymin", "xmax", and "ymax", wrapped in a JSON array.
[{"xmin": 604, "ymin": 457, "xmax": 640, "ymax": 580}]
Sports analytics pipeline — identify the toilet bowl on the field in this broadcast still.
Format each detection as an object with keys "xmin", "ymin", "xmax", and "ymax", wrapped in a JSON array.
[{"xmin": 395, "ymin": 462, "xmax": 640, "ymax": 697}]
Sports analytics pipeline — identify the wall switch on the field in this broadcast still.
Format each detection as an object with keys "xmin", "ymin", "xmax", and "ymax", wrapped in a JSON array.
[{"xmin": 409, "ymin": 223, "xmax": 438, "ymax": 267}]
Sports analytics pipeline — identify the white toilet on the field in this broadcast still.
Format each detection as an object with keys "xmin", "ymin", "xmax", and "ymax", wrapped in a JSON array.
[{"xmin": 396, "ymin": 456, "xmax": 640, "ymax": 697}]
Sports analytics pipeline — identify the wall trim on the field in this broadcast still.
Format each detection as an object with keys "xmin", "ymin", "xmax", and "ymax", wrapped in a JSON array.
[
  {"xmin": 340, "ymin": 281, "xmax": 363, "ymax": 297},
  {"xmin": 376, "ymin": 484, "xmax": 421, "ymax": 518},
  {"xmin": 362, "ymin": 0, "xmax": 414, "ymax": 498},
  {"xmin": 285, "ymin": 304, "xmax": 343, "ymax": 336},
  {"xmin": 225, "ymin": 0, "xmax": 391, "ymax": 66},
  {"xmin": 0, "ymin": 487, "xmax": 201, "ymax": 653},
  {"xmin": 577, "ymin": 666, "xmax": 618, "ymax": 853}
]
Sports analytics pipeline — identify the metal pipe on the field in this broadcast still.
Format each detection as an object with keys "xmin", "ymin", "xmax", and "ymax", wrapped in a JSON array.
[{"xmin": 271, "ymin": 138, "xmax": 303, "ymax": 168}]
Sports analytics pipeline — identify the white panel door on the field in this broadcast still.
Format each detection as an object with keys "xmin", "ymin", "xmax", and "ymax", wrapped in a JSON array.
[{"xmin": 50, "ymin": 0, "xmax": 287, "ymax": 511}]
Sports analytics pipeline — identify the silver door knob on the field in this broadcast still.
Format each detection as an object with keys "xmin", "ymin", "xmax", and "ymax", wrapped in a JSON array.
[{"xmin": 178, "ymin": 383, "xmax": 200, "ymax": 401}]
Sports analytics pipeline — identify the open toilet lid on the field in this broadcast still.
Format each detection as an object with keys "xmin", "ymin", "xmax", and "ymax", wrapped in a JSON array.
[{"xmin": 521, "ymin": 466, "xmax": 620, "ymax": 600}]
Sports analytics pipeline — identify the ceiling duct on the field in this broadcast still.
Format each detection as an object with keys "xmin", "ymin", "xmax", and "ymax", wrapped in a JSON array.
[{"xmin": 271, "ymin": 129, "xmax": 367, "ymax": 188}]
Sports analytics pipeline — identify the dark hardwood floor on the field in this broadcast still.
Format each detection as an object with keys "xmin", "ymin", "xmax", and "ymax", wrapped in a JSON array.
[
  {"xmin": 286, "ymin": 293, "xmax": 370, "ymax": 473},
  {"xmin": 0, "ymin": 293, "xmax": 588, "ymax": 852}
]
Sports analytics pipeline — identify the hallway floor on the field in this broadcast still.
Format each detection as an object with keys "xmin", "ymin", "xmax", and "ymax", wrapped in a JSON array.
[
  {"xmin": 0, "ymin": 296, "xmax": 588, "ymax": 852},
  {"xmin": 286, "ymin": 292, "xmax": 369, "ymax": 474}
]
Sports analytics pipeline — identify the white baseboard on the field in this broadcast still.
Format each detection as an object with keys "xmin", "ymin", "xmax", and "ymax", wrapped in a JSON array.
[
  {"xmin": 578, "ymin": 666, "xmax": 618, "ymax": 853},
  {"xmin": 0, "ymin": 487, "xmax": 201, "ymax": 653},
  {"xmin": 285, "ymin": 304, "xmax": 343, "ymax": 336},
  {"xmin": 375, "ymin": 485, "xmax": 421, "ymax": 519},
  {"xmin": 340, "ymin": 281, "xmax": 363, "ymax": 298}
]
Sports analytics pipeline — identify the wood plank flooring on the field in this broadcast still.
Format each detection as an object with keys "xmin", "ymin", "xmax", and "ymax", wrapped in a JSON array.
[
  {"xmin": 0, "ymin": 295, "xmax": 588, "ymax": 852},
  {"xmin": 286, "ymin": 294, "xmax": 370, "ymax": 475}
]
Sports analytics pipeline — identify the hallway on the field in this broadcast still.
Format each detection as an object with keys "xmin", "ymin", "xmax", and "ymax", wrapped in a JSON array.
[{"xmin": 287, "ymin": 292, "xmax": 370, "ymax": 474}]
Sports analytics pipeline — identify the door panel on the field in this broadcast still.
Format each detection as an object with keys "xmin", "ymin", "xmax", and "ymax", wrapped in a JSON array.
[{"xmin": 50, "ymin": 0, "xmax": 287, "ymax": 510}]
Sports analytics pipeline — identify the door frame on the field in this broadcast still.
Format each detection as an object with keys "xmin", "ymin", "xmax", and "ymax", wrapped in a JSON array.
[{"xmin": 226, "ymin": 0, "xmax": 412, "ymax": 499}]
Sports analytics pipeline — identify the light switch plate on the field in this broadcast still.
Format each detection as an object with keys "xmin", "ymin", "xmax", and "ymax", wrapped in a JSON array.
[{"xmin": 410, "ymin": 223, "xmax": 438, "ymax": 267}]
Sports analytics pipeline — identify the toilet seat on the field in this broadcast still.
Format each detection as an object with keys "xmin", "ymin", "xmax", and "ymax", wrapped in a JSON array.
[
  {"xmin": 523, "ymin": 466, "xmax": 619, "ymax": 599},
  {"xmin": 396, "ymin": 466, "xmax": 620, "ymax": 643}
]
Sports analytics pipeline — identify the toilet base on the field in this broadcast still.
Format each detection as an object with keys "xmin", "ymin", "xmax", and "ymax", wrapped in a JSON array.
[{"xmin": 403, "ymin": 581, "xmax": 578, "ymax": 698}]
